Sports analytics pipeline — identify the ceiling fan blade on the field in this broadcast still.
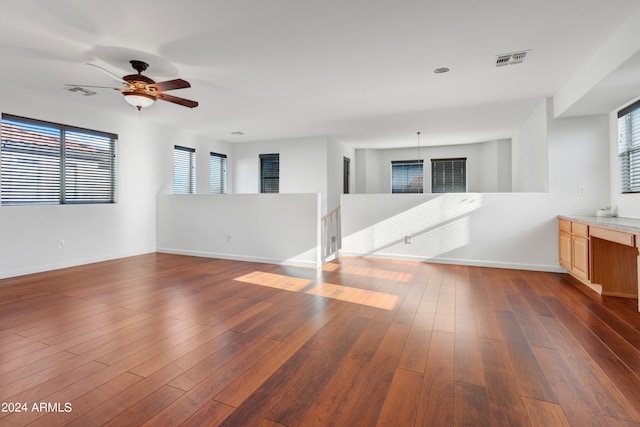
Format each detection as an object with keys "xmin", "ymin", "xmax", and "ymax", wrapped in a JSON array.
[
  {"xmin": 85, "ymin": 63, "xmax": 128, "ymax": 85},
  {"xmin": 149, "ymin": 79, "xmax": 191, "ymax": 92},
  {"xmin": 65, "ymin": 84, "xmax": 122, "ymax": 90},
  {"xmin": 157, "ymin": 93, "xmax": 198, "ymax": 108}
]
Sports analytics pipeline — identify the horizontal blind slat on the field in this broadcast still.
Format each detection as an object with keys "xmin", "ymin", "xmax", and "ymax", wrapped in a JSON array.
[
  {"xmin": 431, "ymin": 158, "xmax": 466, "ymax": 193},
  {"xmin": 260, "ymin": 153, "xmax": 279, "ymax": 193},
  {"xmin": 174, "ymin": 145, "xmax": 195, "ymax": 194},
  {"xmin": 1, "ymin": 114, "xmax": 116, "ymax": 205},
  {"xmin": 210, "ymin": 152, "xmax": 227, "ymax": 194},
  {"xmin": 619, "ymin": 108, "xmax": 640, "ymax": 193},
  {"xmin": 391, "ymin": 160, "xmax": 423, "ymax": 193}
]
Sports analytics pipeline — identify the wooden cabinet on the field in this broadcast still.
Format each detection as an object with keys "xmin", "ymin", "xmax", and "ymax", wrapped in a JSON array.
[
  {"xmin": 558, "ymin": 216, "xmax": 639, "ymax": 306},
  {"xmin": 558, "ymin": 218, "xmax": 588, "ymax": 280},
  {"xmin": 558, "ymin": 231, "xmax": 571, "ymax": 269},
  {"xmin": 572, "ymin": 235, "xmax": 589, "ymax": 281}
]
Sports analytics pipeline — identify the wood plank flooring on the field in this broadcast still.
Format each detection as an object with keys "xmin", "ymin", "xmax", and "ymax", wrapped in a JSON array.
[{"xmin": 1, "ymin": 253, "xmax": 639, "ymax": 426}]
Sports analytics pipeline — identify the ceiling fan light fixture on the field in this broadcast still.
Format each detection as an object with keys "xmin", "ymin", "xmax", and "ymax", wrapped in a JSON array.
[{"xmin": 123, "ymin": 91, "xmax": 155, "ymax": 110}]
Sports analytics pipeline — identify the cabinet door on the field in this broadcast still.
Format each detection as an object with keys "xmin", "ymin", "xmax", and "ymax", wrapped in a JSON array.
[
  {"xmin": 572, "ymin": 236, "xmax": 589, "ymax": 280},
  {"xmin": 559, "ymin": 231, "xmax": 571, "ymax": 269}
]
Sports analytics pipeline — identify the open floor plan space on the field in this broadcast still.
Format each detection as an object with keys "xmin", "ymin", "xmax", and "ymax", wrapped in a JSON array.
[{"xmin": 1, "ymin": 254, "xmax": 640, "ymax": 426}]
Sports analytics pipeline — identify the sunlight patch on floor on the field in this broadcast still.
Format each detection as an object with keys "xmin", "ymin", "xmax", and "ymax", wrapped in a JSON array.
[
  {"xmin": 234, "ymin": 271, "xmax": 312, "ymax": 291},
  {"xmin": 332, "ymin": 265, "xmax": 413, "ymax": 283},
  {"xmin": 234, "ymin": 271, "xmax": 399, "ymax": 310}
]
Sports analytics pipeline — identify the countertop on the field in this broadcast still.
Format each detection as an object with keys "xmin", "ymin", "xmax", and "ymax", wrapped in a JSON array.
[{"xmin": 558, "ymin": 215, "xmax": 640, "ymax": 234}]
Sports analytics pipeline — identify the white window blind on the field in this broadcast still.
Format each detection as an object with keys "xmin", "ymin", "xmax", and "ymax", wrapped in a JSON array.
[
  {"xmin": 618, "ymin": 101, "xmax": 640, "ymax": 193},
  {"xmin": 431, "ymin": 158, "xmax": 466, "ymax": 193},
  {"xmin": 391, "ymin": 160, "xmax": 423, "ymax": 193},
  {"xmin": 1, "ymin": 114, "xmax": 116, "ymax": 205},
  {"xmin": 174, "ymin": 145, "xmax": 195, "ymax": 194},
  {"xmin": 260, "ymin": 153, "xmax": 279, "ymax": 193},
  {"xmin": 210, "ymin": 152, "xmax": 227, "ymax": 194},
  {"xmin": 64, "ymin": 130, "xmax": 116, "ymax": 203}
]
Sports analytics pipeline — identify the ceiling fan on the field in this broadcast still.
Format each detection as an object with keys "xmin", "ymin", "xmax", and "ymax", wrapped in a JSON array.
[{"xmin": 67, "ymin": 60, "xmax": 198, "ymax": 110}]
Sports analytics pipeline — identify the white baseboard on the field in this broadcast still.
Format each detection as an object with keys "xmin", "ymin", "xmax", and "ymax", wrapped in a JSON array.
[
  {"xmin": 339, "ymin": 251, "xmax": 565, "ymax": 273},
  {"xmin": 156, "ymin": 248, "xmax": 321, "ymax": 269},
  {"xmin": 0, "ymin": 249, "xmax": 156, "ymax": 280}
]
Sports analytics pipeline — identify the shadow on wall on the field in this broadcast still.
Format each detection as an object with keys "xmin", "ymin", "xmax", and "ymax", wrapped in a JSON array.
[{"xmin": 343, "ymin": 193, "xmax": 483, "ymax": 259}]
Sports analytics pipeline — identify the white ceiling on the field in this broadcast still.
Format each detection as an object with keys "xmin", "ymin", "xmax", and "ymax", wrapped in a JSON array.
[{"xmin": 2, "ymin": 0, "xmax": 640, "ymax": 149}]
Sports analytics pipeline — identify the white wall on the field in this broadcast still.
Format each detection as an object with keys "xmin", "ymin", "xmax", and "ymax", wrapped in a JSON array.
[
  {"xmin": 0, "ymin": 86, "xmax": 224, "ymax": 279},
  {"xmin": 157, "ymin": 193, "xmax": 321, "ymax": 268},
  {"xmin": 0, "ymin": 86, "xmax": 620, "ymax": 278},
  {"xmin": 232, "ymin": 136, "xmax": 329, "ymax": 211},
  {"xmin": 355, "ymin": 149, "xmax": 383, "ymax": 193},
  {"xmin": 327, "ymin": 138, "xmax": 355, "ymax": 211},
  {"xmin": 355, "ymin": 140, "xmax": 511, "ymax": 194},
  {"xmin": 512, "ymin": 98, "xmax": 549, "ymax": 192},
  {"xmin": 341, "ymin": 100, "xmax": 611, "ymax": 271},
  {"xmin": 497, "ymin": 139, "xmax": 512, "ymax": 192},
  {"xmin": 548, "ymin": 113, "xmax": 610, "ymax": 213},
  {"xmin": 159, "ymin": 132, "xmax": 232, "ymax": 195},
  {"xmin": 195, "ymin": 140, "xmax": 233, "ymax": 195},
  {"xmin": 341, "ymin": 193, "xmax": 562, "ymax": 271}
]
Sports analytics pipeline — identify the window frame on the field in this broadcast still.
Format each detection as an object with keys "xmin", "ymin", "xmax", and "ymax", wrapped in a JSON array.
[
  {"xmin": 431, "ymin": 157, "xmax": 467, "ymax": 193},
  {"xmin": 343, "ymin": 156, "xmax": 350, "ymax": 194},
  {"xmin": 173, "ymin": 145, "xmax": 196, "ymax": 195},
  {"xmin": 209, "ymin": 151, "xmax": 227, "ymax": 194},
  {"xmin": 260, "ymin": 153, "xmax": 280, "ymax": 193},
  {"xmin": 391, "ymin": 160, "xmax": 424, "ymax": 194},
  {"xmin": 0, "ymin": 113, "xmax": 117, "ymax": 206},
  {"xmin": 617, "ymin": 100, "xmax": 640, "ymax": 194}
]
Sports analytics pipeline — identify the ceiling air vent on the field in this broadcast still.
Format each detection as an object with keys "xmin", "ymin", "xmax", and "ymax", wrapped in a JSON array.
[
  {"xmin": 496, "ymin": 55, "xmax": 511, "ymax": 67},
  {"xmin": 496, "ymin": 50, "xmax": 529, "ymax": 67},
  {"xmin": 66, "ymin": 86, "xmax": 96, "ymax": 96}
]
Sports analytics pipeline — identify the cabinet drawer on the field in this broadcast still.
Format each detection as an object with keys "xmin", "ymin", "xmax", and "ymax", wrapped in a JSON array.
[
  {"xmin": 559, "ymin": 219, "xmax": 571, "ymax": 233},
  {"xmin": 590, "ymin": 226, "xmax": 635, "ymax": 247},
  {"xmin": 571, "ymin": 222, "xmax": 589, "ymax": 237}
]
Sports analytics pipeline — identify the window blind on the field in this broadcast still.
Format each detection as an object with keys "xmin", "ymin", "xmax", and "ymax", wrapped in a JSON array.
[
  {"xmin": 210, "ymin": 152, "xmax": 227, "ymax": 194},
  {"xmin": 618, "ymin": 101, "xmax": 640, "ymax": 193},
  {"xmin": 1, "ymin": 114, "xmax": 116, "ymax": 205},
  {"xmin": 64, "ymin": 130, "xmax": 116, "ymax": 203},
  {"xmin": 431, "ymin": 158, "xmax": 466, "ymax": 193},
  {"xmin": 343, "ymin": 157, "xmax": 350, "ymax": 194},
  {"xmin": 391, "ymin": 160, "xmax": 423, "ymax": 193},
  {"xmin": 174, "ymin": 145, "xmax": 195, "ymax": 194},
  {"xmin": 260, "ymin": 153, "xmax": 279, "ymax": 193}
]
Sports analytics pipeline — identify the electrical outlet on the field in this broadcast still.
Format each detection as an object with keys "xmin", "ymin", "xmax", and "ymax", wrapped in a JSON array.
[
  {"xmin": 577, "ymin": 186, "xmax": 585, "ymax": 197},
  {"xmin": 404, "ymin": 235, "xmax": 412, "ymax": 244},
  {"xmin": 226, "ymin": 234, "xmax": 232, "ymax": 243},
  {"xmin": 57, "ymin": 240, "xmax": 64, "ymax": 249}
]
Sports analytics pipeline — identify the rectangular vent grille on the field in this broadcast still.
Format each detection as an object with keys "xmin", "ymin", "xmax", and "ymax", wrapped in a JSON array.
[
  {"xmin": 496, "ymin": 51, "xmax": 529, "ymax": 67},
  {"xmin": 496, "ymin": 55, "xmax": 511, "ymax": 67}
]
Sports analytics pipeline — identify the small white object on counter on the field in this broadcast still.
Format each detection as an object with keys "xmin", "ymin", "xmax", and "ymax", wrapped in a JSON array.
[{"xmin": 596, "ymin": 206, "xmax": 614, "ymax": 217}]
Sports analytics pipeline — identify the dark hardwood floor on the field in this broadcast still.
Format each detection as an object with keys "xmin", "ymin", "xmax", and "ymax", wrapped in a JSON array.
[{"xmin": 1, "ymin": 253, "xmax": 639, "ymax": 426}]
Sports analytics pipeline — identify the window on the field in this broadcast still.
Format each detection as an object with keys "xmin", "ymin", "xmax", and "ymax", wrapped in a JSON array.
[
  {"xmin": 343, "ymin": 157, "xmax": 350, "ymax": 194},
  {"xmin": 260, "ymin": 153, "xmax": 279, "ymax": 193},
  {"xmin": 618, "ymin": 101, "xmax": 640, "ymax": 193},
  {"xmin": 174, "ymin": 145, "xmax": 195, "ymax": 194},
  {"xmin": 1, "ymin": 114, "xmax": 116, "ymax": 206},
  {"xmin": 210, "ymin": 152, "xmax": 227, "ymax": 194},
  {"xmin": 391, "ymin": 160, "xmax": 423, "ymax": 193},
  {"xmin": 431, "ymin": 158, "xmax": 467, "ymax": 193}
]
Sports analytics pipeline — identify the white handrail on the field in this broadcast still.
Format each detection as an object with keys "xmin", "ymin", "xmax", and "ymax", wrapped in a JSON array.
[{"xmin": 321, "ymin": 205, "xmax": 341, "ymax": 262}]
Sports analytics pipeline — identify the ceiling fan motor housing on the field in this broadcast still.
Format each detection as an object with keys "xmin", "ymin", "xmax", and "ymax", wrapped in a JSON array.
[
  {"xmin": 124, "ymin": 60, "xmax": 156, "ymax": 90},
  {"xmin": 130, "ymin": 60, "xmax": 149, "ymax": 73}
]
